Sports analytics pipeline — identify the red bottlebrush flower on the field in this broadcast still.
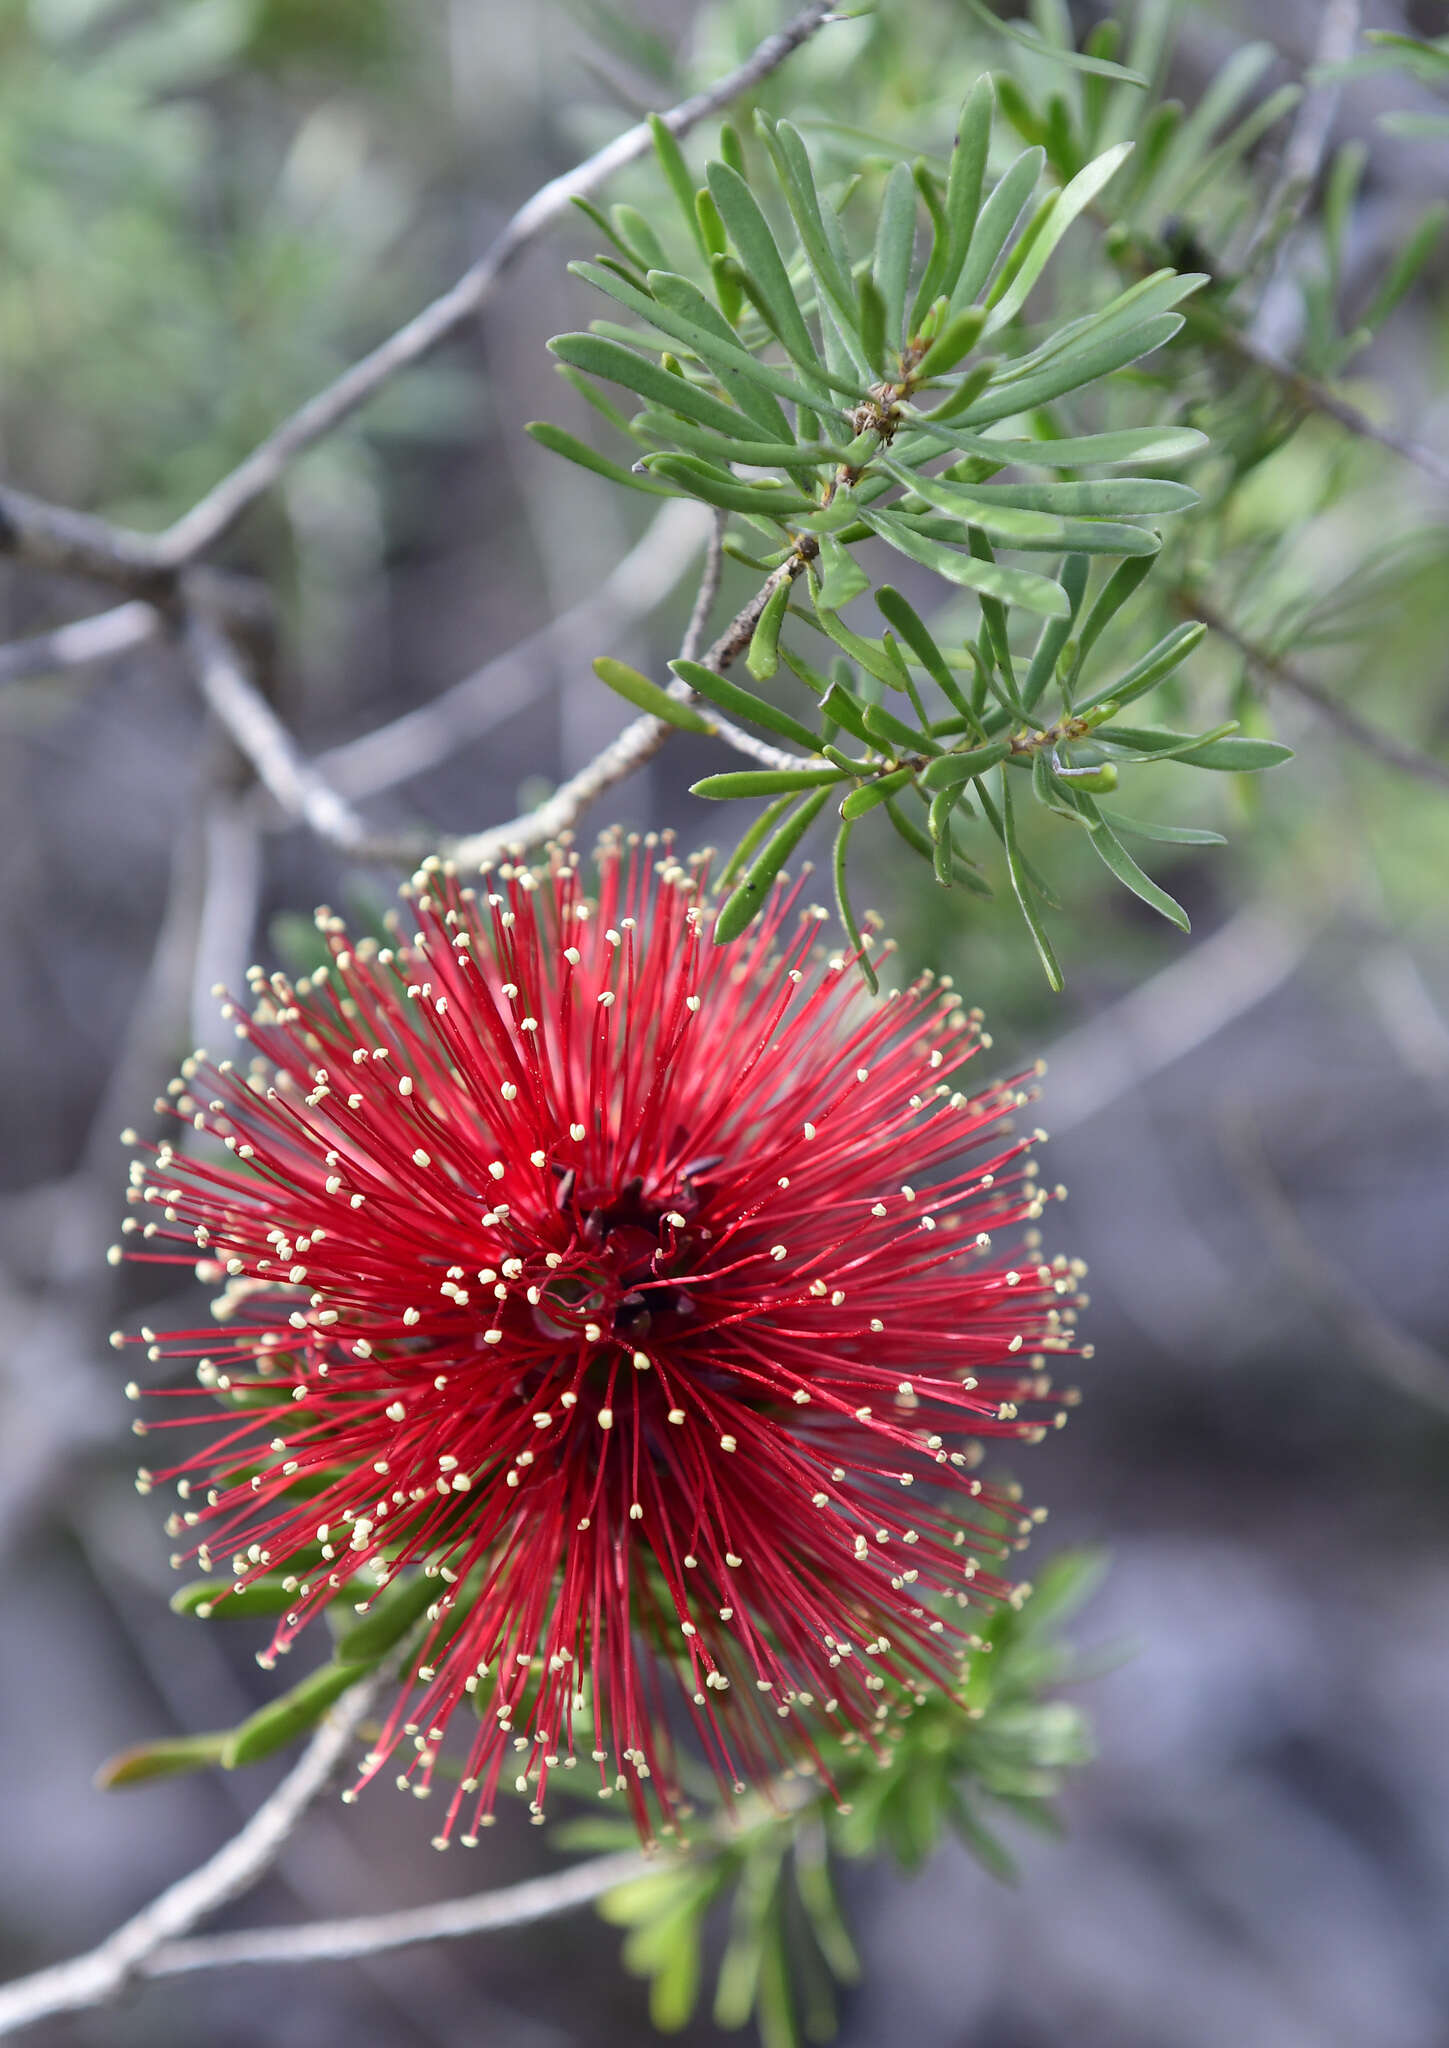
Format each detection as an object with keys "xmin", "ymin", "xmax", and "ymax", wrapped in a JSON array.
[{"xmin": 118, "ymin": 834, "xmax": 1084, "ymax": 1846}]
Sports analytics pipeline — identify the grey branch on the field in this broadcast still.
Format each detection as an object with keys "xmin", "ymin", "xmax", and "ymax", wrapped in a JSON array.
[
  {"xmin": 0, "ymin": 600, "xmax": 157, "ymax": 686},
  {"xmin": 144, "ymin": 1848, "xmax": 651, "ymax": 1979},
  {"xmin": 0, "ymin": 1681, "xmax": 377, "ymax": 2037},
  {"xmin": 1188, "ymin": 589, "xmax": 1449, "ymax": 791},
  {"xmin": 186, "ymin": 617, "xmax": 372, "ymax": 853},
  {"xmin": 153, "ymin": 1, "xmax": 838, "ymax": 567},
  {"xmin": 448, "ymin": 546, "xmax": 814, "ymax": 868}
]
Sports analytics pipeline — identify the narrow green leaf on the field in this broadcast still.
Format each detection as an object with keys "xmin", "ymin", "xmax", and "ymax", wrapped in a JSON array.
[
  {"xmin": 881, "ymin": 458, "xmax": 1065, "ymax": 542},
  {"xmin": 919, "ymin": 424, "xmax": 1209, "ymax": 468},
  {"xmin": 983, "ymin": 143, "xmax": 1133, "ymax": 333},
  {"xmin": 874, "ymin": 159, "xmax": 918, "ymax": 349},
  {"xmin": 593, "ymin": 656, "xmax": 716, "ymax": 732},
  {"xmin": 928, "ymin": 787, "xmax": 956, "ymax": 884},
  {"xmin": 1359, "ymin": 202, "xmax": 1449, "ymax": 334},
  {"xmin": 97, "ymin": 1732, "xmax": 232, "ymax": 1790},
  {"xmin": 1077, "ymin": 621, "xmax": 1206, "ymax": 714},
  {"xmin": 953, "ymin": 313, "xmax": 1185, "ymax": 427},
  {"xmin": 862, "ymin": 701, "xmax": 936, "ymax": 755},
  {"xmin": 693, "ymin": 766, "xmax": 845, "ymax": 799},
  {"xmin": 718, "ymin": 793, "xmax": 795, "ymax": 887},
  {"xmin": 857, "ymin": 271, "xmax": 889, "ymax": 377},
  {"xmin": 1000, "ymin": 769, "xmax": 1063, "ymax": 991},
  {"xmin": 861, "ymin": 507, "xmax": 1071, "ymax": 617},
  {"xmin": 832, "ymin": 821, "xmax": 877, "ymax": 990},
  {"xmin": 883, "ymin": 793, "xmax": 993, "ymax": 895},
  {"xmin": 1105, "ymin": 726, "xmax": 1293, "ymax": 771},
  {"xmin": 1082, "ymin": 808, "xmax": 1191, "ymax": 929},
  {"xmin": 942, "ymin": 76, "xmax": 996, "ymax": 298},
  {"xmin": 1073, "ymin": 555, "xmax": 1155, "ymax": 674},
  {"xmin": 630, "ymin": 411, "xmax": 843, "ymax": 471},
  {"xmin": 649, "ymin": 113, "xmax": 709, "ymax": 260},
  {"xmin": 964, "ymin": 477, "xmax": 1196, "ymax": 516},
  {"xmin": 525, "ymin": 421, "xmax": 673, "ymax": 495},
  {"xmin": 875, "ymin": 585, "xmax": 978, "ymax": 726},
  {"xmin": 646, "ymin": 455, "xmax": 813, "ymax": 518},
  {"xmin": 612, "ymin": 204, "xmax": 670, "ymax": 275},
  {"xmin": 705, "ymin": 161, "xmax": 823, "ymax": 375},
  {"xmin": 914, "ymin": 306, "xmax": 987, "ymax": 381},
  {"xmin": 841, "ymin": 765, "xmax": 916, "ymax": 819},
  {"xmin": 671, "ymin": 655, "xmax": 818, "ymax": 748},
  {"xmin": 811, "ymin": 604, "xmax": 912, "ymax": 692},
  {"xmin": 952, "ymin": 148, "xmax": 1045, "ymax": 310},
  {"xmin": 1024, "ymin": 554, "xmax": 1088, "ymax": 709},
  {"xmin": 919, "ymin": 740, "xmax": 1012, "ymax": 790},
  {"xmin": 223, "ymin": 1662, "xmax": 370, "ymax": 1769},
  {"xmin": 815, "ymin": 533, "xmax": 871, "ymax": 611},
  {"xmin": 549, "ymin": 333, "xmax": 750, "ymax": 439},
  {"xmin": 1095, "ymin": 806, "xmax": 1226, "ymax": 845},
  {"xmin": 743, "ymin": 579, "xmax": 792, "ymax": 682},
  {"xmin": 714, "ymin": 788, "xmax": 833, "ymax": 941}
]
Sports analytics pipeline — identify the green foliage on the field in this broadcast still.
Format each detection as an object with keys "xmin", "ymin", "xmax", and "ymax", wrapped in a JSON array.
[
  {"xmin": 585, "ymin": 1549, "xmax": 1102, "ymax": 2045},
  {"xmin": 535, "ymin": 70, "xmax": 1304, "ymax": 981}
]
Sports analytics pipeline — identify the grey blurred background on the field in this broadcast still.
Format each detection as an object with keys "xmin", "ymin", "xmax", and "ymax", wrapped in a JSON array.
[{"xmin": 2, "ymin": 1, "xmax": 1448, "ymax": 2043}]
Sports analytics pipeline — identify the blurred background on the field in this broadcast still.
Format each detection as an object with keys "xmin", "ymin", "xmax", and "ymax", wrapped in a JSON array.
[{"xmin": 2, "ymin": 0, "xmax": 1448, "ymax": 2042}]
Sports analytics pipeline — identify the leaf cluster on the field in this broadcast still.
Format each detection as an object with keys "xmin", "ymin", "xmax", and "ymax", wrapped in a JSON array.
[{"xmin": 541, "ymin": 81, "xmax": 1296, "ymax": 986}]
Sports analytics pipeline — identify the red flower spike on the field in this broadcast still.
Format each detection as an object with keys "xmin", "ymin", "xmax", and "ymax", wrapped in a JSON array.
[{"xmin": 117, "ymin": 833, "xmax": 1086, "ymax": 1847}]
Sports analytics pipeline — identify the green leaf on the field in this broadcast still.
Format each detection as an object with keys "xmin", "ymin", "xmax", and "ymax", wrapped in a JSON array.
[
  {"xmin": 1024, "ymin": 553, "xmax": 1089, "ymax": 708},
  {"xmin": 914, "ymin": 305, "xmax": 987, "ymax": 381},
  {"xmin": 170, "ymin": 1576, "xmax": 296, "ymax": 1620},
  {"xmin": 882, "ymin": 458, "xmax": 1065, "ymax": 543},
  {"xmin": 861, "ymin": 507, "xmax": 1071, "ymax": 617},
  {"xmin": 705, "ymin": 161, "xmax": 824, "ymax": 375},
  {"xmin": 593, "ymin": 656, "xmax": 716, "ymax": 732},
  {"xmin": 745, "ymin": 578, "xmax": 792, "ymax": 682},
  {"xmin": 873, "ymin": 159, "xmax": 918, "ymax": 348},
  {"xmin": 862, "ymin": 699, "xmax": 935, "ymax": 754},
  {"xmin": 646, "ymin": 455, "xmax": 814, "ymax": 519},
  {"xmin": 222, "ymin": 1661, "xmax": 370, "ymax": 1769},
  {"xmin": 983, "ymin": 143, "xmax": 1134, "ymax": 333},
  {"xmin": 671, "ymin": 655, "xmax": 819, "ymax": 748},
  {"xmin": 1073, "ymin": 555, "xmax": 1154, "ymax": 674},
  {"xmin": 857, "ymin": 271, "xmax": 889, "ymax": 377},
  {"xmin": 882, "ymin": 793, "xmax": 993, "ymax": 895},
  {"xmin": 718, "ymin": 792, "xmax": 796, "ymax": 887},
  {"xmin": 549, "ymin": 332, "xmax": 752, "ymax": 439},
  {"xmin": 815, "ymin": 533, "xmax": 871, "ymax": 611},
  {"xmin": 1095, "ymin": 807, "xmax": 1226, "ymax": 846},
  {"xmin": 1078, "ymin": 620, "xmax": 1205, "ymax": 714},
  {"xmin": 811, "ymin": 604, "xmax": 912, "ymax": 692},
  {"xmin": 941, "ymin": 76, "xmax": 996, "ymax": 299},
  {"xmin": 840, "ymin": 765, "xmax": 916, "ymax": 819},
  {"xmin": 1080, "ymin": 805, "xmax": 1190, "ymax": 929},
  {"xmin": 960, "ymin": 0, "xmax": 1148, "ymax": 82},
  {"xmin": 966, "ymin": 477, "xmax": 1196, "ymax": 516},
  {"xmin": 693, "ymin": 766, "xmax": 845, "ymax": 799},
  {"xmin": 931, "ymin": 424, "xmax": 1208, "ymax": 468},
  {"xmin": 875, "ymin": 585, "xmax": 979, "ymax": 725},
  {"xmin": 1000, "ymin": 769, "xmax": 1063, "ymax": 991},
  {"xmin": 612, "ymin": 204, "xmax": 670, "ymax": 275},
  {"xmin": 1359, "ymin": 202, "xmax": 1449, "ymax": 334},
  {"xmin": 952, "ymin": 148, "xmax": 1045, "ymax": 310},
  {"xmin": 714, "ymin": 787, "xmax": 833, "ymax": 941},
  {"xmin": 649, "ymin": 113, "xmax": 709, "ymax": 261},
  {"xmin": 953, "ymin": 312, "xmax": 1185, "ymax": 427},
  {"xmin": 524, "ymin": 420, "xmax": 673, "ymax": 495},
  {"xmin": 1105, "ymin": 727, "xmax": 1293, "ymax": 771},
  {"xmin": 832, "ymin": 822, "xmax": 877, "ymax": 990},
  {"xmin": 919, "ymin": 740, "xmax": 1012, "ymax": 790},
  {"xmin": 96, "ymin": 1731, "xmax": 233, "ymax": 1790}
]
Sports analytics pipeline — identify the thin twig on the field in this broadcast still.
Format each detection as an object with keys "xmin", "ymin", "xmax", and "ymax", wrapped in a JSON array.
[
  {"xmin": 0, "ymin": 1680, "xmax": 378, "ymax": 2037},
  {"xmin": 1221, "ymin": 1101, "xmax": 1449, "ymax": 1420},
  {"xmin": 1187, "ymin": 588, "xmax": 1449, "ymax": 791},
  {"xmin": 0, "ymin": 601, "xmax": 157, "ymax": 686},
  {"xmin": 448, "ymin": 545, "xmax": 815, "ymax": 868},
  {"xmin": 185, "ymin": 617, "xmax": 372, "ymax": 853},
  {"xmin": 143, "ymin": 1848, "xmax": 651, "ymax": 1978},
  {"xmin": 1239, "ymin": 0, "xmax": 1361, "ymax": 288},
  {"xmin": 153, "ymin": 3, "xmax": 838, "ymax": 568},
  {"xmin": 678, "ymin": 510, "xmax": 728, "ymax": 664}
]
